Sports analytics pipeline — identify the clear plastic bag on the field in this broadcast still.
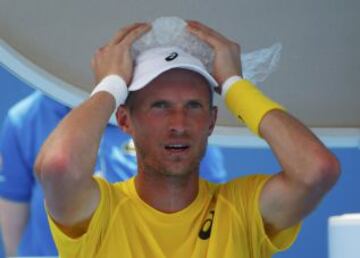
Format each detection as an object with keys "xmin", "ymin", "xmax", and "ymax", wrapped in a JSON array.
[{"xmin": 133, "ymin": 16, "xmax": 282, "ymax": 84}]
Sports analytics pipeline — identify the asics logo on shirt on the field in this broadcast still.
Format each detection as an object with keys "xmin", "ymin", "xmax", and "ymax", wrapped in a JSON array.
[{"xmin": 198, "ymin": 210, "xmax": 214, "ymax": 240}]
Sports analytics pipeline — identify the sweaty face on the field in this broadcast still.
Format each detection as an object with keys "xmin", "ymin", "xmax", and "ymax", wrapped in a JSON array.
[{"xmin": 123, "ymin": 69, "xmax": 217, "ymax": 178}]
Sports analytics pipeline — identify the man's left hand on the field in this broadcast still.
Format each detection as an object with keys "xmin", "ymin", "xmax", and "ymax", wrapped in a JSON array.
[{"xmin": 187, "ymin": 20, "xmax": 242, "ymax": 92}]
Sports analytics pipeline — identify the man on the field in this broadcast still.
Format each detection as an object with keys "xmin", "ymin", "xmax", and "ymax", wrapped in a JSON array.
[
  {"xmin": 0, "ymin": 91, "xmax": 226, "ymax": 256},
  {"xmin": 35, "ymin": 21, "xmax": 340, "ymax": 257}
]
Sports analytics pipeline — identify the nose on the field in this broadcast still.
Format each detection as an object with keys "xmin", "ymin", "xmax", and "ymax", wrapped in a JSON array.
[{"xmin": 168, "ymin": 108, "xmax": 188, "ymax": 135}]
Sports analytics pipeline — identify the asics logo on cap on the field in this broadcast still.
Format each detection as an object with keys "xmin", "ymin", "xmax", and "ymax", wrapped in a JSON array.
[{"xmin": 165, "ymin": 52, "xmax": 178, "ymax": 62}]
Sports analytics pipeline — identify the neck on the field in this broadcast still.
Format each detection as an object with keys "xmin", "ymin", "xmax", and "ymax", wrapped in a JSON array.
[{"xmin": 134, "ymin": 171, "xmax": 199, "ymax": 213}]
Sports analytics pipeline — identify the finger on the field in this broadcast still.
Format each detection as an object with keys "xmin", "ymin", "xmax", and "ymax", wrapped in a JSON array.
[
  {"xmin": 187, "ymin": 20, "xmax": 225, "ymax": 39},
  {"xmin": 121, "ymin": 23, "xmax": 151, "ymax": 46},
  {"xmin": 96, "ymin": 45, "xmax": 106, "ymax": 53},
  {"xmin": 187, "ymin": 26, "xmax": 222, "ymax": 49},
  {"xmin": 187, "ymin": 20, "xmax": 217, "ymax": 33},
  {"xmin": 186, "ymin": 21, "xmax": 227, "ymax": 48},
  {"xmin": 110, "ymin": 23, "xmax": 146, "ymax": 45},
  {"xmin": 110, "ymin": 23, "xmax": 143, "ymax": 45}
]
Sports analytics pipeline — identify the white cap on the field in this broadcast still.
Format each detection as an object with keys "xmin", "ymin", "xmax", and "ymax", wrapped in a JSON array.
[{"xmin": 129, "ymin": 46, "xmax": 218, "ymax": 91}]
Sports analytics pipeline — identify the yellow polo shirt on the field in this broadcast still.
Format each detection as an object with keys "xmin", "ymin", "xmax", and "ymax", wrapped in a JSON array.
[{"xmin": 48, "ymin": 175, "xmax": 300, "ymax": 258}]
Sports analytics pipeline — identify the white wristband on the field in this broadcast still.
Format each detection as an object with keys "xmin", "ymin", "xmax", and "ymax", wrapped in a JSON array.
[
  {"xmin": 221, "ymin": 75, "xmax": 243, "ymax": 98},
  {"xmin": 91, "ymin": 75, "xmax": 128, "ymax": 108}
]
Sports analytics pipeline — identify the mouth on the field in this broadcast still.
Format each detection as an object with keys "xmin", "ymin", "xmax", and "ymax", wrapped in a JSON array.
[{"xmin": 164, "ymin": 144, "xmax": 190, "ymax": 153}]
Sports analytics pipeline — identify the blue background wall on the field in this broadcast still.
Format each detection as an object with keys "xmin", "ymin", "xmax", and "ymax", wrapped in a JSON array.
[{"xmin": 0, "ymin": 65, "xmax": 359, "ymax": 258}]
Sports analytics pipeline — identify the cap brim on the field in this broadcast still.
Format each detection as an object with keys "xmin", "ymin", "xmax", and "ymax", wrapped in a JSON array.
[{"xmin": 129, "ymin": 64, "xmax": 218, "ymax": 91}]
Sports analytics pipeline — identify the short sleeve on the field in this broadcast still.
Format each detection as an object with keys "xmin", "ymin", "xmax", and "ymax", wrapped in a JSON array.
[
  {"xmin": 0, "ymin": 115, "xmax": 34, "ymax": 202},
  {"xmin": 223, "ymin": 175, "xmax": 301, "ymax": 255},
  {"xmin": 47, "ymin": 177, "xmax": 113, "ymax": 257}
]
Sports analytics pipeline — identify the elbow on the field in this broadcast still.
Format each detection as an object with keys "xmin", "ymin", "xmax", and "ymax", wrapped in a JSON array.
[
  {"xmin": 318, "ymin": 153, "xmax": 341, "ymax": 187},
  {"xmin": 35, "ymin": 148, "xmax": 74, "ymax": 183},
  {"xmin": 307, "ymin": 152, "xmax": 341, "ymax": 190}
]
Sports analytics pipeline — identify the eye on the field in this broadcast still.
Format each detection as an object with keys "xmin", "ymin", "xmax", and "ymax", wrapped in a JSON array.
[
  {"xmin": 151, "ymin": 101, "xmax": 169, "ymax": 109},
  {"xmin": 187, "ymin": 100, "xmax": 203, "ymax": 109}
]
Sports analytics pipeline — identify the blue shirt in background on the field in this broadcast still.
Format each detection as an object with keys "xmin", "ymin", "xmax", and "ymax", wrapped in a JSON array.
[{"xmin": 0, "ymin": 91, "xmax": 227, "ymax": 256}]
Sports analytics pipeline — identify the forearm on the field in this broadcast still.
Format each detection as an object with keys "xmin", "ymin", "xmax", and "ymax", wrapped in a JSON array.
[
  {"xmin": 225, "ymin": 80, "xmax": 340, "ymax": 229},
  {"xmin": 36, "ymin": 92, "xmax": 115, "ymax": 181},
  {"xmin": 34, "ymin": 92, "xmax": 114, "ymax": 225},
  {"xmin": 224, "ymin": 79, "xmax": 339, "ymax": 187},
  {"xmin": 259, "ymin": 109, "xmax": 339, "ymax": 187},
  {"xmin": 257, "ymin": 109, "xmax": 340, "ymax": 230}
]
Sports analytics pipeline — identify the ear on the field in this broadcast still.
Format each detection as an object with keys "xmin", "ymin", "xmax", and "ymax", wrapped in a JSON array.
[
  {"xmin": 116, "ymin": 105, "xmax": 132, "ymax": 134},
  {"xmin": 207, "ymin": 106, "xmax": 218, "ymax": 136}
]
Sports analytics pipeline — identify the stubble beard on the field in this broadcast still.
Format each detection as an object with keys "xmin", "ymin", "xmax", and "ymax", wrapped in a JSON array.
[{"xmin": 136, "ymin": 140, "xmax": 208, "ymax": 180}]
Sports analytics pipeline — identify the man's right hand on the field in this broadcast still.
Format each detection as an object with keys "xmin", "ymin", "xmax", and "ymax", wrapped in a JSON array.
[{"xmin": 91, "ymin": 23, "xmax": 151, "ymax": 85}]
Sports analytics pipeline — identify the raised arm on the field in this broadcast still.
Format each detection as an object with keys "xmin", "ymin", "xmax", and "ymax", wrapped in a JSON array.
[
  {"xmin": 34, "ymin": 23, "xmax": 150, "ymax": 236},
  {"xmin": 258, "ymin": 110, "xmax": 339, "ymax": 232},
  {"xmin": 187, "ymin": 21, "xmax": 340, "ymax": 233}
]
